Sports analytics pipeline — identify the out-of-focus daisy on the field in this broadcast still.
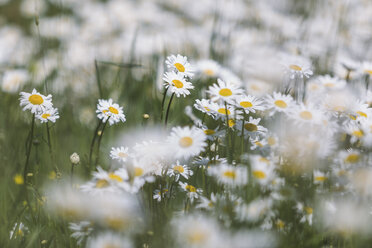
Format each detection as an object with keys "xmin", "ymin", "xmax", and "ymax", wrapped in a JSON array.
[
  {"xmin": 194, "ymin": 99, "xmax": 217, "ymax": 116},
  {"xmin": 167, "ymin": 161, "xmax": 193, "ymax": 181},
  {"xmin": 210, "ymin": 103, "xmax": 236, "ymax": 120},
  {"xmin": 69, "ymin": 221, "xmax": 93, "ymax": 245},
  {"xmin": 19, "ymin": 88, "xmax": 53, "ymax": 114},
  {"xmin": 196, "ymin": 59, "xmax": 221, "ymax": 78},
  {"xmin": 166, "ymin": 54, "xmax": 194, "ymax": 78},
  {"xmin": 234, "ymin": 95, "xmax": 265, "ymax": 114},
  {"xmin": 36, "ymin": 107, "xmax": 59, "ymax": 123},
  {"xmin": 344, "ymin": 123, "xmax": 364, "ymax": 144},
  {"xmin": 289, "ymin": 104, "xmax": 323, "ymax": 126},
  {"xmin": 153, "ymin": 188, "xmax": 169, "ymax": 202},
  {"xmin": 86, "ymin": 232, "xmax": 132, "ymax": 248},
  {"xmin": 235, "ymin": 198, "xmax": 273, "ymax": 222},
  {"xmin": 237, "ymin": 117, "xmax": 267, "ymax": 139},
  {"xmin": 296, "ymin": 202, "xmax": 313, "ymax": 225},
  {"xmin": 281, "ymin": 55, "xmax": 313, "ymax": 79},
  {"xmin": 350, "ymin": 100, "xmax": 371, "ymax": 120},
  {"xmin": 10, "ymin": 222, "xmax": 28, "ymax": 239},
  {"xmin": 313, "ymin": 170, "xmax": 328, "ymax": 184},
  {"xmin": 179, "ymin": 182, "xmax": 202, "ymax": 203},
  {"xmin": 167, "ymin": 126, "xmax": 207, "ymax": 159},
  {"xmin": 196, "ymin": 193, "xmax": 217, "ymax": 210},
  {"xmin": 207, "ymin": 78, "xmax": 243, "ymax": 103},
  {"xmin": 1, "ymin": 69, "xmax": 28, "ymax": 93},
  {"xmin": 208, "ymin": 163, "xmax": 248, "ymax": 187},
  {"xmin": 359, "ymin": 61, "xmax": 372, "ymax": 76},
  {"xmin": 110, "ymin": 146, "xmax": 130, "ymax": 163},
  {"xmin": 265, "ymin": 92, "xmax": 294, "ymax": 115},
  {"xmin": 317, "ymin": 75, "xmax": 346, "ymax": 90},
  {"xmin": 96, "ymin": 98, "xmax": 126, "ymax": 125},
  {"xmin": 251, "ymin": 158, "xmax": 275, "ymax": 185},
  {"xmin": 202, "ymin": 126, "xmax": 224, "ymax": 141},
  {"xmin": 163, "ymin": 71, "xmax": 194, "ymax": 97}
]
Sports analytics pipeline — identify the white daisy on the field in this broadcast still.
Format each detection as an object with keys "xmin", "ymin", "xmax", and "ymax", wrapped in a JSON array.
[
  {"xmin": 234, "ymin": 94, "xmax": 266, "ymax": 114},
  {"xmin": 167, "ymin": 126, "xmax": 207, "ymax": 159},
  {"xmin": 36, "ymin": 107, "xmax": 59, "ymax": 123},
  {"xmin": 110, "ymin": 146, "xmax": 130, "ymax": 163},
  {"xmin": 69, "ymin": 221, "xmax": 93, "ymax": 245},
  {"xmin": 19, "ymin": 88, "xmax": 53, "ymax": 114},
  {"xmin": 359, "ymin": 61, "xmax": 372, "ymax": 76},
  {"xmin": 86, "ymin": 232, "xmax": 132, "ymax": 248},
  {"xmin": 281, "ymin": 55, "xmax": 313, "ymax": 79},
  {"xmin": 265, "ymin": 92, "xmax": 294, "ymax": 115},
  {"xmin": 317, "ymin": 75, "xmax": 346, "ymax": 90},
  {"xmin": 167, "ymin": 161, "xmax": 193, "ymax": 181},
  {"xmin": 237, "ymin": 116, "xmax": 267, "ymax": 139},
  {"xmin": 313, "ymin": 170, "xmax": 328, "ymax": 184},
  {"xmin": 288, "ymin": 104, "xmax": 323, "ymax": 126},
  {"xmin": 165, "ymin": 54, "xmax": 194, "ymax": 78},
  {"xmin": 96, "ymin": 98, "xmax": 126, "ymax": 125},
  {"xmin": 163, "ymin": 71, "xmax": 194, "ymax": 97},
  {"xmin": 1, "ymin": 69, "xmax": 28, "ymax": 94},
  {"xmin": 179, "ymin": 182, "xmax": 202, "ymax": 203},
  {"xmin": 194, "ymin": 99, "xmax": 218, "ymax": 117},
  {"xmin": 207, "ymin": 78, "xmax": 243, "ymax": 103},
  {"xmin": 195, "ymin": 59, "xmax": 221, "ymax": 78},
  {"xmin": 208, "ymin": 163, "xmax": 248, "ymax": 187},
  {"xmin": 153, "ymin": 188, "xmax": 169, "ymax": 202},
  {"xmin": 210, "ymin": 102, "xmax": 236, "ymax": 120}
]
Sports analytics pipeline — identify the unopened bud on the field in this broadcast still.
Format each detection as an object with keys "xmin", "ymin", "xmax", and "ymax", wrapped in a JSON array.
[
  {"xmin": 143, "ymin": 114, "xmax": 150, "ymax": 119},
  {"xmin": 70, "ymin": 153, "xmax": 80, "ymax": 165}
]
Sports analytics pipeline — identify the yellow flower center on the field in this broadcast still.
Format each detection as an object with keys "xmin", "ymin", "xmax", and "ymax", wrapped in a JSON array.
[
  {"xmin": 187, "ymin": 231, "xmax": 206, "ymax": 244},
  {"xmin": 357, "ymin": 111, "xmax": 367, "ymax": 118},
  {"xmin": 304, "ymin": 206, "xmax": 313, "ymax": 215},
  {"xmin": 228, "ymin": 119, "xmax": 235, "ymax": 127},
  {"xmin": 204, "ymin": 69, "xmax": 215, "ymax": 76},
  {"xmin": 259, "ymin": 157, "xmax": 270, "ymax": 164},
  {"xmin": 253, "ymin": 170, "xmax": 266, "ymax": 179},
  {"xmin": 240, "ymin": 101, "xmax": 253, "ymax": 108},
  {"xmin": 276, "ymin": 220, "xmax": 285, "ymax": 229},
  {"xmin": 223, "ymin": 170, "xmax": 236, "ymax": 179},
  {"xmin": 134, "ymin": 167, "xmax": 144, "ymax": 177},
  {"xmin": 204, "ymin": 129, "xmax": 215, "ymax": 135},
  {"xmin": 105, "ymin": 217, "xmax": 127, "ymax": 230},
  {"xmin": 255, "ymin": 141, "xmax": 263, "ymax": 147},
  {"xmin": 14, "ymin": 174, "xmax": 24, "ymax": 185},
  {"xmin": 218, "ymin": 108, "xmax": 231, "ymax": 115},
  {"xmin": 29, "ymin": 94, "xmax": 44, "ymax": 105},
  {"xmin": 289, "ymin": 64, "xmax": 302, "ymax": 71},
  {"xmin": 352, "ymin": 130, "xmax": 363, "ymax": 137},
  {"xmin": 364, "ymin": 69, "xmax": 372, "ymax": 75},
  {"xmin": 185, "ymin": 184, "xmax": 197, "ymax": 192},
  {"xmin": 41, "ymin": 113, "xmax": 51, "ymax": 119},
  {"xmin": 324, "ymin": 83, "xmax": 335, "ymax": 88},
  {"xmin": 104, "ymin": 244, "xmax": 120, "ymax": 248},
  {"xmin": 179, "ymin": 136, "xmax": 193, "ymax": 148},
  {"xmin": 274, "ymin": 100, "xmax": 287, "ymax": 108},
  {"xmin": 344, "ymin": 153, "xmax": 360, "ymax": 163},
  {"xmin": 118, "ymin": 152, "xmax": 128, "ymax": 158},
  {"xmin": 174, "ymin": 63, "xmax": 185, "ymax": 72},
  {"xmin": 108, "ymin": 173, "xmax": 123, "ymax": 182},
  {"xmin": 268, "ymin": 137, "xmax": 276, "ymax": 146},
  {"xmin": 204, "ymin": 106, "xmax": 210, "ymax": 112},
  {"xmin": 173, "ymin": 165, "xmax": 185, "ymax": 173},
  {"xmin": 172, "ymin": 79, "xmax": 184, "ymax": 88},
  {"xmin": 219, "ymin": 88, "xmax": 232, "ymax": 97},
  {"xmin": 314, "ymin": 176, "xmax": 327, "ymax": 182},
  {"xmin": 96, "ymin": 179, "xmax": 109, "ymax": 188},
  {"xmin": 17, "ymin": 229, "xmax": 24, "ymax": 236},
  {"xmin": 109, "ymin": 106, "xmax": 119, "ymax": 114},
  {"xmin": 300, "ymin": 111, "xmax": 313, "ymax": 120},
  {"xmin": 244, "ymin": 123, "xmax": 258, "ymax": 132}
]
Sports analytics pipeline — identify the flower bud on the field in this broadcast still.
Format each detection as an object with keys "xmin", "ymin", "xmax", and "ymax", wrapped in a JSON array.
[{"xmin": 70, "ymin": 152, "xmax": 80, "ymax": 165}]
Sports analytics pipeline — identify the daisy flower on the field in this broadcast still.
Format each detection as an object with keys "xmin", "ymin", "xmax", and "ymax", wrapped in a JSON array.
[
  {"xmin": 179, "ymin": 182, "xmax": 202, "ymax": 203},
  {"xmin": 36, "ymin": 107, "xmax": 59, "ymax": 123},
  {"xmin": 19, "ymin": 88, "xmax": 53, "ymax": 114},
  {"xmin": 194, "ymin": 99, "xmax": 218, "ymax": 117},
  {"xmin": 234, "ymin": 95, "xmax": 266, "ymax": 114},
  {"xmin": 237, "ymin": 116, "xmax": 267, "ymax": 139},
  {"xmin": 167, "ymin": 126, "xmax": 207, "ymax": 159},
  {"xmin": 289, "ymin": 104, "xmax": 323, "ymax": 126},
  {"xmin": 201, "ymin": 126, "xmax": 224, "ymax": 141},
  {"xmin": 10, "ymin": 222, "xmax": 28, "ymax": 239},
  {"xmin": 195, "ymin": 59, "xmax": 221, "ymax": 78},
  {"xmin": 96, "ymin": 98, "xmax": 126, "ymax": 125},
  {"xmin": 265, "ymin": 92, "xmax": 294, "ymax": 115},
  {"xmin": 165, "ymin": 54, "xmax": 194, "ymax": 78},
  {"xmin": 208, "ymin": 163, "xmax": 248, "ymax": 187},
  {"xmin": 210, "ymin": 102, "xmax": 236, "ymax": 120},
  {"xmin": 317, "ymin": 75, "xmax": 346, "ymax": 90},
  {"xmin": 251, "ymin": 157, "xmax": 275, "ymax": 185},
  {"xmin": 69, "ymin": 221, "xmax": 93, "ymax": 245},
  {"xmin": 163, "ymin": 71, "xmax": 194, "ymax": 97},
  {"xmin": 86, "ymin": 232, "xmax": 132, "ymax": 248},
  {"xmin": 207, "ymin": 78, "xmax": 243, "ymax": 103},
  {"xmin": 196, "ymin": 193, "xmax": 217, "ymax": 210},
  {"xmin": 153, "ymin": 188, "xmax": 169, "ymax": 202},
  {"xmin": 1, "ymin": 69, "xmax": 28, "ymax": 94},
  {"xmin": 313, "ymin": 170, "xmax": 328, "ymax": 184},
  {"xmin": 350, "ymin": 100, "xmax": 371, "ymax": 120},
  {"xmin": 281, "ymin": 55, "xmax": 313, "ymax": 79},
  {"xmin": 296, "ymin": 203, "xmax": 313, "ymax": 226},
  {"xmin": 167, "ymin": 161, "xmax": 193, "ymax": 181},
  {"xmin": 110, "ymin": 146, "xmax": 130, "ymax": 163},
  {"xmin": 359, "ymin": 61, "xmax": 372, "ymax": 76}
]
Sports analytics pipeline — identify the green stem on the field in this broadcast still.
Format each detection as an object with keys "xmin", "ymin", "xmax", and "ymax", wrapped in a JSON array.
[
  {"xmin": 224, "ymin": 102, "xmax": 232, "ymax": 163},
  {"xmin": 24, "ymin": 114, "xmax": 35, "ymax": 184},
  {"xmin": 160, "ymin": 87, "xmax": 169, "ymax": 121},
  {"xmin": 95, "ymin": 59, "xmax": 103, "ymax": 98},
  {"xmin": 241, "ymin": 111, "xmax": 246, "ymax": 155},
  {"xmin": 94, "ymin": 118, "xmax": 109, "ymax": 168},
  {"xmin": 70, "ymin": 164, "xmax": 74, "ymax": 185},
  {"xmin": 89, "ymin": 120, "xmax": 102, "ymax": 169},
  {"xmin": 46, "ymin": 122, "xmax": 60, "ymax": 177},
  {"xmin": 164, "ymin": 92, "xmax": 175, "ymax": 126}
]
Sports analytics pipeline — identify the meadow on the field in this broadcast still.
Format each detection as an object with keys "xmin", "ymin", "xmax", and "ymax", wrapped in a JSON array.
[{"xmin": 1, "ymin": 0, "xmax": 372, "ymax": 247}]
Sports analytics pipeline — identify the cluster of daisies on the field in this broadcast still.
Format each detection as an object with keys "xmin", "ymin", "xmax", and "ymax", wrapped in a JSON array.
[{"xmin": 19, "ymin": 88, "xmax": 59, "ymax": 123}]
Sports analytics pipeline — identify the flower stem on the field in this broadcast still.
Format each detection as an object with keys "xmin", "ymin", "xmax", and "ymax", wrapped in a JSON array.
[
  {"xmin": 241, "ymin": 111, "xmax": 246, "ymax": 155},
  {"xmin": 160, "ymin": 87, "xmax": 169, "ymax": 121},
  {"xmin": 24, "ymin": 114, "xmax": 35, "ymax": 184},
  {"xmin": 89, "ymin": 120, "xmax": 102, "ymax": 170},
  {"xmin": 94, "ymin": 119, "xmax": 109, "ymax": 168},
  {"xmin": 164, "ymin": 92, "xmax": 175, "ymax": 127},
  {"xmin": 46, "ymin": 122, "xmax": 60, "ymax": 177}
]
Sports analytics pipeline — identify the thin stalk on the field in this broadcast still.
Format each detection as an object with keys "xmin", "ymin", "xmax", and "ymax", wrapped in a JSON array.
[
  {"xmin": 70, "ymin": 164, "xmax": 74, "ymax": 185},
  {"xmin": 160, "ymin": 87, "xmax": 169, "ymax": 121},
  {"xmin": 224, "ymin": 102, "xmax": 232, "ymax": 163},
  {"xmin": 89, "ymin": 120, "xmax": 102, "ymax": 169},
  {"xmin": 241, "ymin": 111, "xmax": 246, "ymax": 155},
  {"xmin": 24, "ymin": 114, "xmax": 35, "ymax": 184},
  {"xmin": 94, "ymin": 119, "xmax": 109, "ymax": 167},
  {"xmin": 164, "ymin": 92, "xmax": 175, "ymax": 126},
  {"xmin": 46, "ymin": 122, "xmax": 60, "ymax": 176},
  {"xmin": 95, "ymin": 59, "xmax": 103, "ymax": 98}
]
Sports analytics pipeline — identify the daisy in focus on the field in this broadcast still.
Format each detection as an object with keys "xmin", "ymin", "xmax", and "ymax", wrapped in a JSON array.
[
  {"xmin": 96, "ymin": 98, "xmax": 126, "ymax": 125},
  {"xmin": 167, "ymin": 160, "xmax": 193, "ymax": 181},
  {"xmin": 207, "ymin": 78, "xmax": 243, "ymax": 103},
  {"xmin": 19, "ymin": 88, "xmax": 53, "ymax": 114},
  {"xmin": 166, "ymin": 54, "xmax": 194, "ymax": 78},
  {"xmin": 234, "ymin": 95, "xmax": 266, "ymax": 114},
  {"xmin": 36, "ymin": 107, "xmax": 60, "ymax": 123},
  {"xmin": 265, "ymin": 92, "xmax": 294, "ymax": 115},
  {"xmin": 163, "ymin": 71, "xmax": 194, "ymax": 97}
]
